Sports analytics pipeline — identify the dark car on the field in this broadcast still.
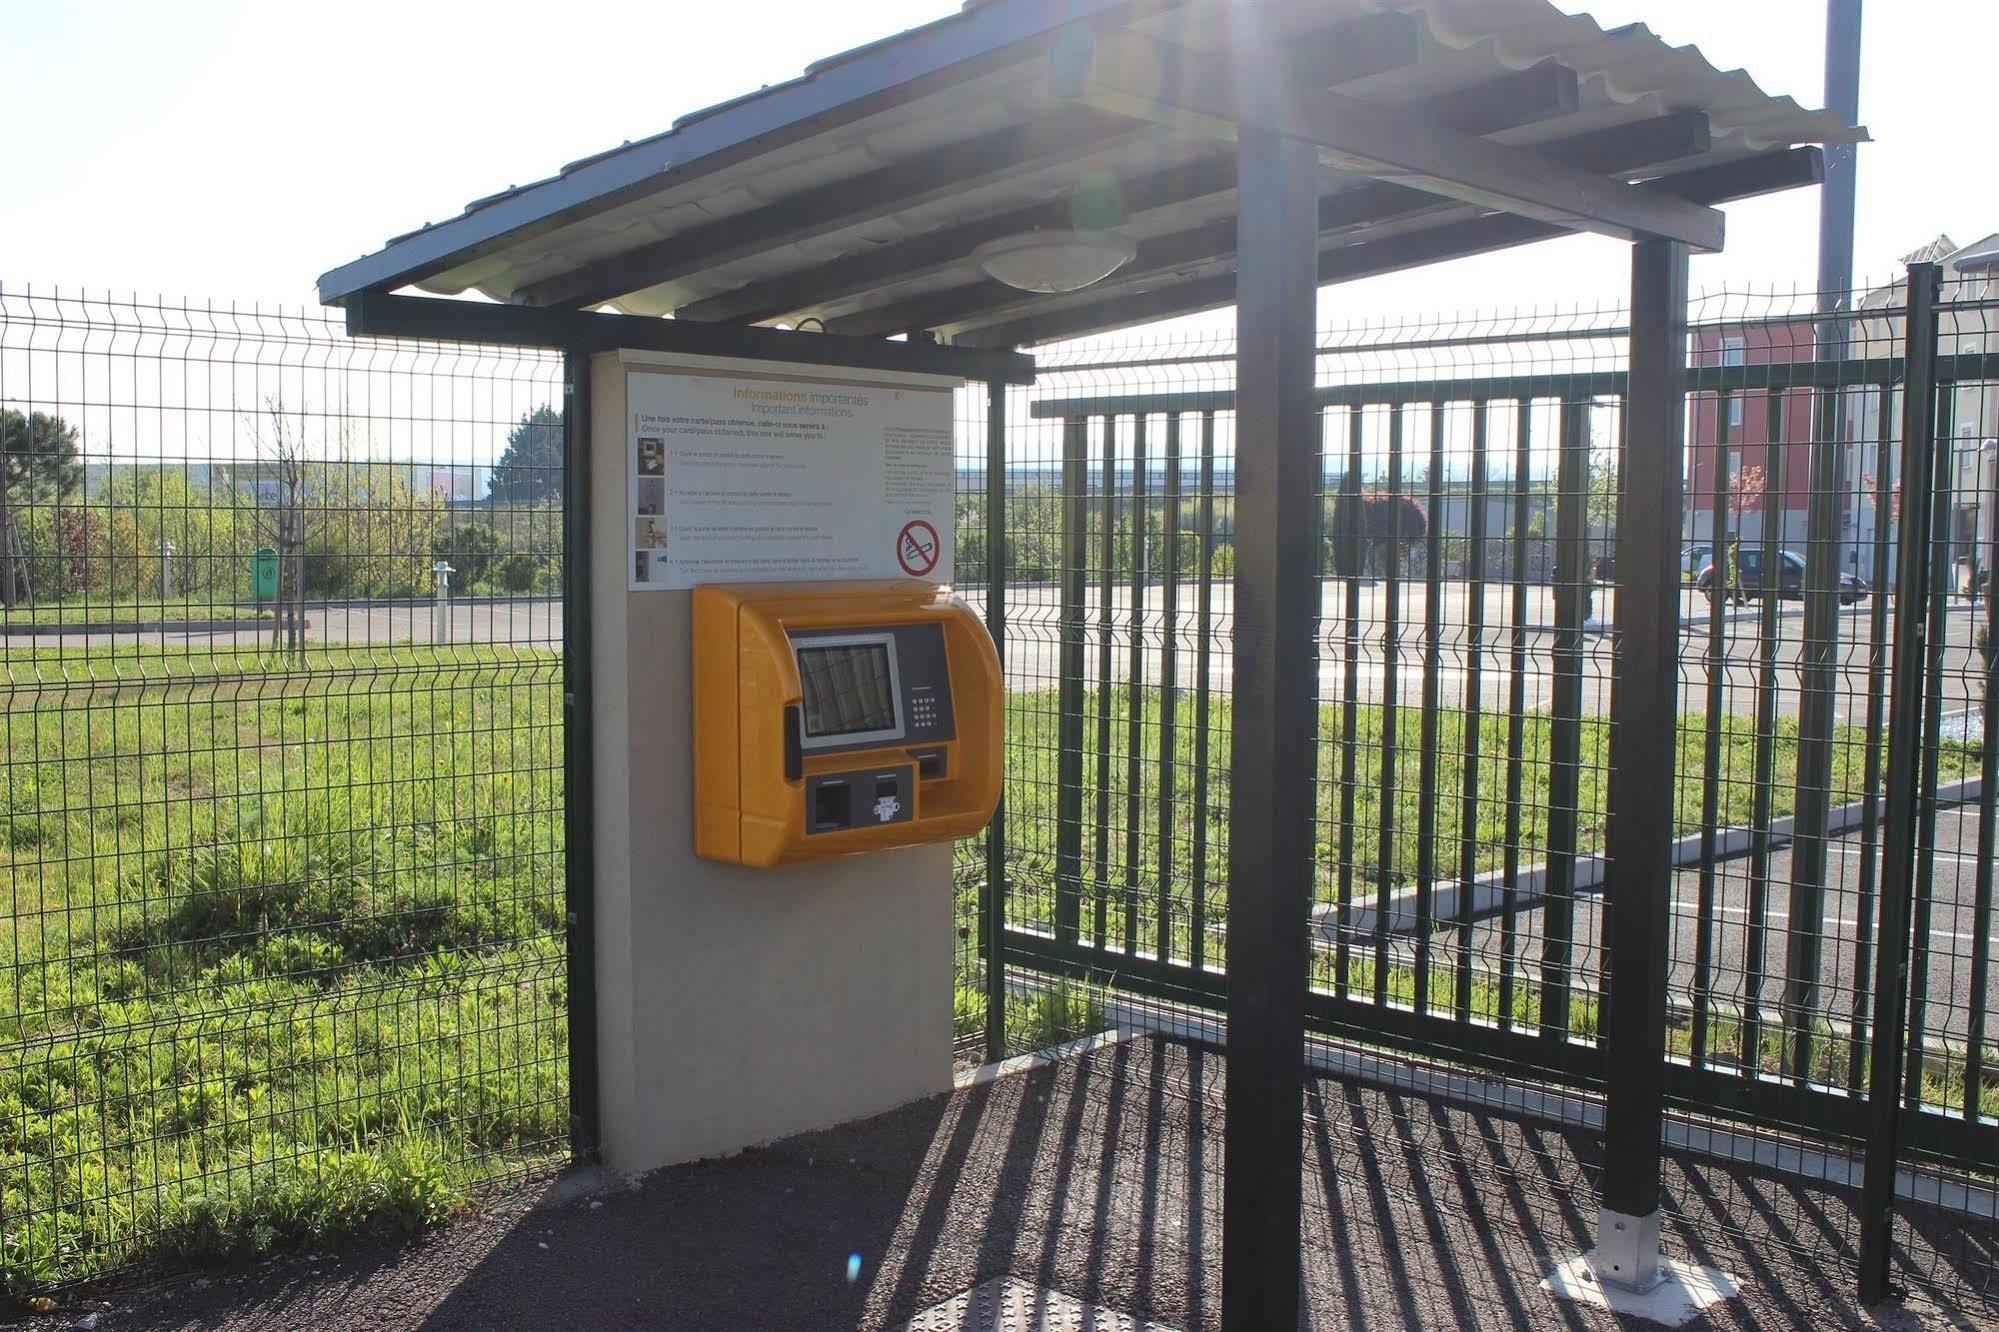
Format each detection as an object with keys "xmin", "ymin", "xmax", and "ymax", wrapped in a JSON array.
[{"xmin": 1695, "ymin": 549, "xmax": 1868, "ymax": 605}]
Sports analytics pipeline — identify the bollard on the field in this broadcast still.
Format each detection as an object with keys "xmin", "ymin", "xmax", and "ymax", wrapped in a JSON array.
[{"xmin": 432, "ymin": 560, "xmax": 456, "ymax": 644}]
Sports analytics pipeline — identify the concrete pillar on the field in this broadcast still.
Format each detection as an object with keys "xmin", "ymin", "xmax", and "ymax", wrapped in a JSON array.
[{"xmin": 586, "ymin": 349, "xmax": 953, "ymax": 1176}]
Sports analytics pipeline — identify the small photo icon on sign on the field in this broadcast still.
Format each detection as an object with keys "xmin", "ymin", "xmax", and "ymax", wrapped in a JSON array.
[
  {"xmin": 635, "ymin": 516, "xmax": 669, "ymax": 549},
  {"xmin": 636, "ymin": 437, "xmax": 664, "ymax": 476},
  {"xmin": 634, "ymin": 550, "xmax": 652, "ymax": 583},
  {"xmin": 634, "ymin": 476, "xmax": 665, "ymax": 516}
]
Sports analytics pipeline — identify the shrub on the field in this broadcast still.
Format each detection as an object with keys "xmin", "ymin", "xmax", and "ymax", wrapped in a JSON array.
[
  {"xmin": 491, "ymin": 550, "xmax": 538, "ymax": 594},
  {"xmin": 431, "ymin": 524, "xmax": 502, "ymax": 586},
  {"xmin": 20, "ymin": 505, "xmax": 107, "ymax": 600},
  {"xmin": 152, "ymin": 1133, "xmax": 465, "ymax": 1267}
]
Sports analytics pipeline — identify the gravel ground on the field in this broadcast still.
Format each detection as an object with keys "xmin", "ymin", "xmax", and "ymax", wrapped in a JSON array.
[{"xmin": 10, "ymin": 1035, "xmax": 1994, "ymax": 1331}]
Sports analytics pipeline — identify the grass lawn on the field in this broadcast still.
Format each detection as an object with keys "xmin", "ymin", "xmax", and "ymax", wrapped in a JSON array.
[
  {"xmin": 988, "ymin": 685, "xmax": 1976, "ymax": 957},
  {"xmin": 2, "ymin": 655, "xmax": 1978, "ymax": 1294},
  {"xmin": 0, "ymin": 645, "xmax": 567, "ymax": 1293}
]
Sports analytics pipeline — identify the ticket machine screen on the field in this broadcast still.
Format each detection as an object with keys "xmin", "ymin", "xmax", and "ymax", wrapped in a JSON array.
[{"xmin": 796, "ymin": 639, "xmax": 899, "ymax": 741}]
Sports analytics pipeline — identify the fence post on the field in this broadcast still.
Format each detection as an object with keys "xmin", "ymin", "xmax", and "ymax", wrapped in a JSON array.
[
  {"xmin": 983, "ymin": 377, "xmax": 1009, "ymax": 1063},
  {"xmin": 1054, "ymin": 415, "xmax": 1088, "ymax": 947},
  {"xmin": 561, "ymin": 346, "xmax": 600, "ymax": 1162},
  {"xmin": 1786, "ymin": 293, "xmax": 1854, "ymax": 1084},
  {"xmin": 1222, "ymin": 123, "xmax": 1320, "ymax": 1331},
  {"xmin": 1858, "ymin": 260, "xmax": 1942, "ymax": 1306},
  {"xmin": 1541, "ymin": 399, "xmax": 1589, "ymax": 1038},
  {"xmin": 1591, "ymin": 237, "xmax": 1689, "ymax": 1293}
]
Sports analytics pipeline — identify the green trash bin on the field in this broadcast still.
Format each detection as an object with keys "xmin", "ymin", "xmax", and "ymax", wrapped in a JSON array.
[{"xmin": 252, "ymin": 546, "xmax": 279, "ymax": 602}]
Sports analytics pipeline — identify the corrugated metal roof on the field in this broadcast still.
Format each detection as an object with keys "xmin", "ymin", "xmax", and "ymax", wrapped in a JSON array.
[{"xmin": 317, "ymin": 0, "xmax": 1862, "ymax": 347}]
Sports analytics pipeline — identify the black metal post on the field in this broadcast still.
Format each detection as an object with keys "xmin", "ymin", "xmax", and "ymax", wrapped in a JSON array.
[
  {"xmin": 1158, "ymin": 412, "xmax": 1182, "ymax": 964},
  {"xmin": 1455, "ymin": 401, "xmax": 1491, "ymax": 1021},
  {"xmin": 1222, "ymin": 123, "xmax": 1320, "ymax": 1331},
  {"xmin": 561, "ymin": 347, "xmax": 600, "ymax": 1161},
  {"xmin": 1857, "ymin": 260, "xmax": 1941, "ymax": 1306},
  {"xmin": 1542, "ymin": 399, "xmax": 1590, "ymax": 1039},
  {"xmin": 984, "ymin": 378, "xmax": 1009, "ymax": 1064},
  {"xmin": 1191, "ymin": 412, "xmax": 1216, "ymax": 974},
  {"xmin": 1599, "ymin": 240, "xmax": 1689, "ymax": 1239},
  {"xmin": 1415, "ymin": 408, "xmax": 1445, "ymax": 1013},
  {"xmin": 1125, "ymin": 417, "xmax": 1149, "ymax": 959},
  {"xmin": 1055, "ymin": 416, "xmax": 1089, "ymax": 947}
]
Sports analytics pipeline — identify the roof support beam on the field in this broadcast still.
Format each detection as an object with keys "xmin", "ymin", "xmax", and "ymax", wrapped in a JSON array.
[
  {"xmin": 342, "ymin": 291, "xmax": 1035, "ymax": 383},
  {"xmin": 1068, "ymin": 29, "xmax": 1726, "ymax": 250},
  {"xmin": 514, "ymin": 107, "xmax": 1151, "ymax": 310},
  {"xmin": 676, "ymin": 54, "xmax": 1585, "ymax": 329},
  {"xmin": 520, "ymin": 10, "xmax": 1425, "ymax": 312},
  {"xmin": 956, "ymin": 146, "xmax": 1820, "ymax": 348},
  {"xmin": 675, "ymin": 154, "xmax": 1237, "ymax": 326},
  {"xmin": 827, "ymin": 110, "xmax": 1710, "ymax": 339}
]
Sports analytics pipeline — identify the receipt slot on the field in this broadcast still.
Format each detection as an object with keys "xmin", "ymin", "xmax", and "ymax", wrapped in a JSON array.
[{"xmin": 692, "ymin": 580, "xmax": 1002, "ymax": 868}]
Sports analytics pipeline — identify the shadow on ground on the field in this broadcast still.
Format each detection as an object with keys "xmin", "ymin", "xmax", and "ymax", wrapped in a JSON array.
[{"xmin": 19, "ymin": 1035, "xmax": 1993, "ymax": 1331}]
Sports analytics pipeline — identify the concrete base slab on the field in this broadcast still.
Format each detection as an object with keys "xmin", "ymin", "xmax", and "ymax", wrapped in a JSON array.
[
  {"xmin": 1540, "ymin": 1253, "xmax": 1739, "ymax": 1325},
  {"xmin": 901, "ymin": 1277, "xmax": 1178, "ymax": 1331}
]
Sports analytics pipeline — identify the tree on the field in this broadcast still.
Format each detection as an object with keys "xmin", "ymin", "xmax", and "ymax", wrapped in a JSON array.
[
  {"xmin": 1729, "ymin": 461, "xmax": 1768, "ymax": 517},
  {"xmin": 1326, "ymin": 490, "xmax": 1428, "ymax": 576},
  {"xmin": 488, "ymin": 406, "xmax": 563, "ymax": 509},
  {"xmin": 1587, "ymin": 449, "xmax": 1619, "ymax": 534},
  {"xmin": 1, "ymin": 409, "xmax": 82, "ymax": 607},
  {"xmin": 253, "ymin": 402, "xmax": 310, "ymax": 660}
]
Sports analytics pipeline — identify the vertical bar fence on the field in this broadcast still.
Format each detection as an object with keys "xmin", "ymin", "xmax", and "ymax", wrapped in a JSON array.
[{"xmin": 959, "ymin": 268, "xmax": 1999, "ymax": 1313}]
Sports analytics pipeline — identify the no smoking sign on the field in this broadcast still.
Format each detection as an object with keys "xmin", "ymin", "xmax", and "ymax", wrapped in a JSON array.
[{"xmin": 896, "ymin": 519, "xmax": 940, "ymax": 577}]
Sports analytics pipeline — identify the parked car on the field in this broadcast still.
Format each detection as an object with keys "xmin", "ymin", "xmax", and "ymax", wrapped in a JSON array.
[
  {"xmin": 1695, "ymin": 549, "xmax": 1868, "ymax": 605},
  {"xmin": 1681, "ymin": 544, "xmax": 1712, "ymax": 579}
]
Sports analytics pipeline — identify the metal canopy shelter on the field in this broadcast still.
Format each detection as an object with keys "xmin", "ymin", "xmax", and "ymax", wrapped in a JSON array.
[
  {"xmin": 319, "ymin": 2, "xmax": 1860, "ymax": 1325},
  {"xmin": 319, "ymin": 0, "xmax": 1855, "ymax": 350}
]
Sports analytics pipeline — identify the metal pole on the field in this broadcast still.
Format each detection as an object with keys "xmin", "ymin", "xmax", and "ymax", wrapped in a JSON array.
[
  {"xmin": 1857, "ymin": 261, "xmax": 1941, "ymax": 1305},
  {"xmin": 561, "ymin": 346, "xmax": 601, "ymax": 1162},
  {"xmin": 1818, "ymin": 0, "xmax": 1863, "ymax": 312},
  {"xmin": 1222, "ymin": 122, "xmax": 1319, "ymax": 1331},
  {"xmin": 983, "ymin": 377, "xmax": 1009, "ymax": 1064},
  {"xmin": 1054, "ymin": 416, "xmax": 1088, "ymax": 948},
  {"xmin": 1789, "ymin": 0, "xmax": 1864, "ymax": 1079},
  {"xmin": 1596, "ymin": 238, "xmax": 1690, "ymax": 1290}
]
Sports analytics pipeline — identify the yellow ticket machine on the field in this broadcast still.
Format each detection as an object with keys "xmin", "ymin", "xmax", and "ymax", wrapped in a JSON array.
[{"xmin": 692, "ymin": 580, "xmax": 1002, "ymax": 867}]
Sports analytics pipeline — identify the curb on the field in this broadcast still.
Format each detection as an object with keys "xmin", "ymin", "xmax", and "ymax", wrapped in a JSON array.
[
  {"xmin": 1316, "ymin": 775, "xmax": 1985, "ymax": 939},
  {"xmin": 0, "ymin": 618, "xmax": 288, "ymax": 637}
]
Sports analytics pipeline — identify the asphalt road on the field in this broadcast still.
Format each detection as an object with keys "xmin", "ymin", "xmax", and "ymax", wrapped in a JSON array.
[
  {"xmin": 1373, "ymin": 802, "xmax": 1999, "ymax": 1049},
  {"xmin": 977, "ymin": 581, "xmax": 1991, "ymax": 724},
  {"xmin": 6, "ymin": 584, "xmax": 1986, "ymax": 729},
  {"xmin": 0, "ymin": 597, "xmax": 565, "ymax": 652}
]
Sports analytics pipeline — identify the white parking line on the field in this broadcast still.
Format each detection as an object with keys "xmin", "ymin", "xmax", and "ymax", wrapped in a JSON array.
[{"xmin": 1707, "ymin": 901, "xmax": 1989, "ymax": 945}]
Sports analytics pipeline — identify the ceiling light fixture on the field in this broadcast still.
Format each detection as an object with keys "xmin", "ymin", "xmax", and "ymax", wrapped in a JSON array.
[{"xmin": 973, "ymin": 228, "xmax": 1137, "ymax": 294}]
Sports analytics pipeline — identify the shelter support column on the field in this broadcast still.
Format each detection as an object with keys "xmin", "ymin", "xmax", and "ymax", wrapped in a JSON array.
[
  {"xmin": 1222, "ymin": 124, "xmax": 1320, "ymax": 1330},
  {"xmin": 1600, "ymin": 237, "xmax": 1688, "ymax": 1270},
  {"xmin": 1547, "ymin": 239, "xmax": 1739, "ymax": 1322}
]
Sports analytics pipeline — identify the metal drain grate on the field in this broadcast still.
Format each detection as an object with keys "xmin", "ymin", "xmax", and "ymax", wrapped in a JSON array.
[{"xmin": 900, "ymin": 1277, "xmax": 1180, "ymax": 1331}]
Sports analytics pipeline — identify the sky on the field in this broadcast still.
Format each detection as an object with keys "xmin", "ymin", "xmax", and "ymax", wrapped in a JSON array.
[{"xmin": 2, "ymin": 0, "xmax": 1995, "ymax": 328}]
